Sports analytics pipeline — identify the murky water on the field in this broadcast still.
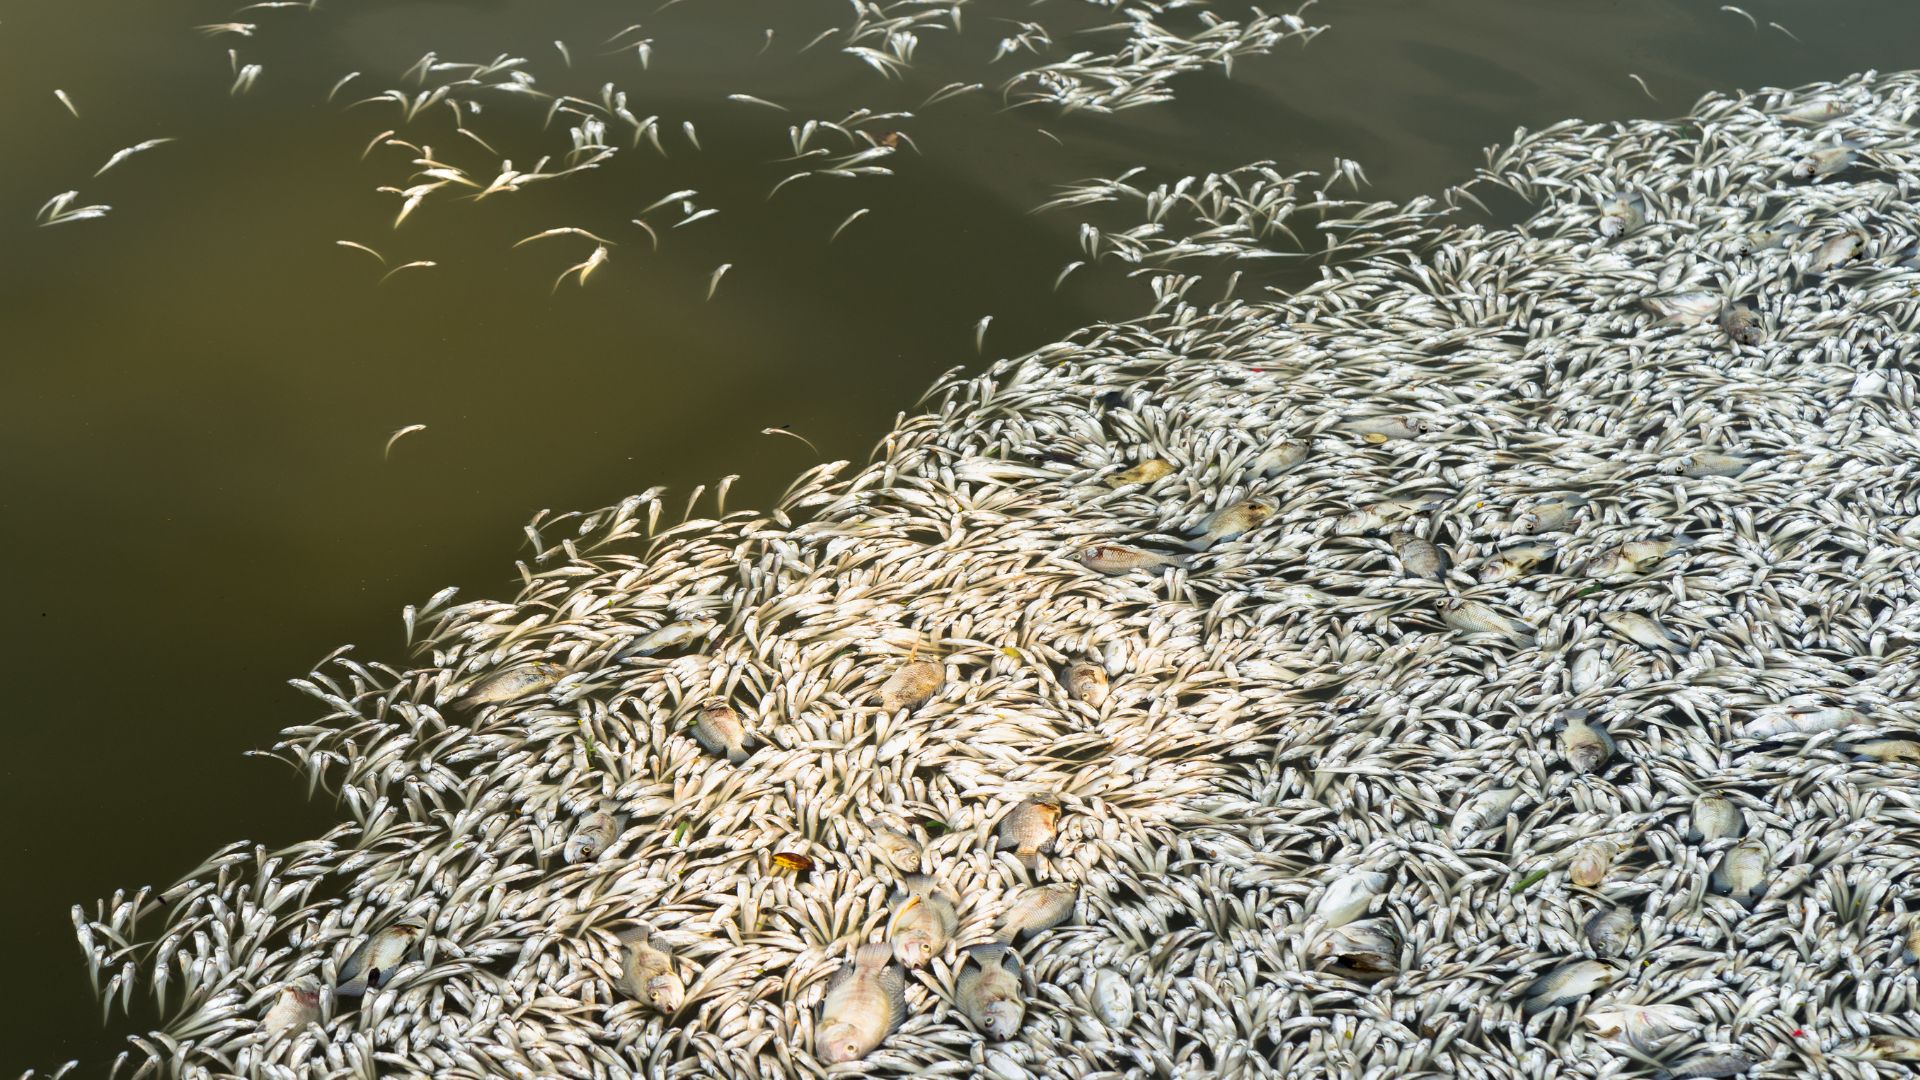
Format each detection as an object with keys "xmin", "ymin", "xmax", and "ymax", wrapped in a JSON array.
[{"xmin": 4, "ymin": 0, "xmax": 1917, "ymax": 1069}]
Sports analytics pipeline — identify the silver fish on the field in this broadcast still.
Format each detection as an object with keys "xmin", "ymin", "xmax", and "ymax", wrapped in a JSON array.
[
  {"xmin": 336, "ymin": 923, "xmax": 422, "ymax": 997},
  {"xmin": 1598, "ymin": 193, "xmax": 1644, "ymax": 238},
  {"xmin": 1708, "ymin": 838, "xmax": 1770, "ymax": 909},
  {"xmin": 1519, "ymin": 959, "xmax": 1616, "ymax": 1015},
  {"xmin": 816, "ymin": 942, "xmax": 904, "ymax": 1063},
  {"xmin": 880, "ymin": 658, "xmax": 945, "ymax": 712},
  {"xmin": 626, "ymin": 618, "xmax": 718, "ymax": 656},
  {"xmin": 691, "ymin": 703, "xmax": 752, "ymax": 764},
  {"xmin": 1569, "ymin": 649, "xmax": 1608, "ymax": 694},
  {"xmin": 997, "ymin": 881, "xmax": 1077, "ymax": 941},
  {"xmin": 1727, "ymin": 224, "xmax": 1801, "ymax": 256},
  {"xmin": 1686, "ymin": 795, "xmax": 1746, "ymax": 843},
  {"xmin": 888, "ymin": 874, "xmax": 958, "ymax": 969},
  {"xmin": 1678, "ymin": 451, "xmax": 1753, "ymax": 478},
  {"xmin": 1720, "ymin": 305, "xmax": 1764, "ymax": 345},
  {"xmin": 995, "ymin": 796, "xmax": 1062, "ymax": 867},
  {"xmin": 1253, "ymin": 438, "xmax": 1310, "ymax": 476},
  {"xmin": 1557, "ymin": 710, "xmax": 1616, "ymax": 774},
  {"xmin": 1076, "ymin": 543, "xmax": 1185, "ymax": 574},
  {"xmin": 1590, "ymin": 535, "xmax": 1696, "ymax": 576},
  {"xmin": 1640, "ymin": 292, "xmax": 1723, "ymax": 326},
  {"xmin": 1439, "ymin": 598, "xmax": 1535, "ymax": 647},
  {"xmin": 1600, "ymin": 611, "xmax": 1687, "ymax": 654},
  {"xmin": 1338, "ymin": 415, "xmax": 1433, "ymax": 440},
  {"xmin": 1317, "ymin": 869, "xmax": 1386, "ymax": 928},
  {"xmin": 1582, "ymin": 905, "xmax": 1636, "ymax": 957},
  {"xmin": 1802, "ymin": 228, "xmax": 1866, "ymax": 274},
  {"xmin": 1062, "ymin": 661, "xmax": 1109, "ymax": 708},
  {"xmin": 1777, "ymin": 99, "xmax": 1843, "ymax": 123},
  {"xmin": 1335, "ymin": 498, "xmax": 1442, "ymax": 536},
  {"xmin": 1582, "ymin": 1003, "xmax": 1698, "ymax": 1051},
  {"xmin": 1479, "ymin": 541, "xmax": 1554, "ymax": 583},
  {"xmin": 1390, "ymin": 531, "xmax": 1448, "ymax": 579},
  {"xmin": 617, "ymin": 925, "xmax": 685, "ymax": 1012},
  {"xmin": 453, "ymin": 662, "xmax": 566, "ymax": 709},
  {"xmin": 563, "ymin": 801, "xmax": 621, "ymax": 862},
  {"xmin": 1741, "ymin": 704, "xmax": 1868, "ymax": 739},
  {"xmin": 1661, "ymin": 1048, "xmax": 1761, "ymax": 1078},
  {"xmin": 1451, "ymin": 787, "xmax": 1519, "ymax": 839},
  {"xmin": 1311, "ymin": 919, "xmax": 1399, "ymax": 977},
  {"xmin": 1791, "ymin": 145, "xmax": 1855, "ymax": 179},
  {"xmin": 1089, "ymin": 968, "xmax": 1134, "ymax": 1029},
  {"xmin": 262, "ymin": 983, "xmax": 321, "ymax": 1040},
  {"xmin": 1512, "ymin": 495, "xmax": 1588, "ymax": 535},
  {"xmin": 956, "ymin": 944, "xmax": 1030, "ymax": 1040},
  {"xmin": 1106, "ymin": 458, "xmax": 1173, "ymax": 487},
  {"xmin": 1184, "ymin": 498, "xmax": 1275, "ymax": 550}
]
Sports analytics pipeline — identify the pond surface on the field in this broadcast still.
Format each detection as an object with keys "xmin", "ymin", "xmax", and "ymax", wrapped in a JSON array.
[{"xmin": 4, "ymin": 0, "xmax": 1917, "ymax": 1068}]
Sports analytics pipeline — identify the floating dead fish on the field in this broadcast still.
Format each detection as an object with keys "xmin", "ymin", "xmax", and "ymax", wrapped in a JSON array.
[
  {"xmin": 1660, "ymin": 1048, "xmax": 1761, "ymax": 1078},
  {"xmin": 1311, "ymin": 918, "xmax": 1399, "ymax": 977},
  {"xmin": 1582, "ymin": 1003, "xmax": 1698, "ymax": 1051},
  {"xmin": 336, "ymin": 923, "xmax": 422, "ymax": 998},
  {"xmin": 1390, "ymin": 531, "xmax": 1448, "ymax": 579},
  {"xmin": 1686, "ymin": 795, "xmax": 1746, "ymax": 843},
  {"xmin": 1708, "ymin": 838, "xmax": 1770, "ymax": 909},
  {"xmin": 563, "ymin": 801, "xmax": 621, "ymax": 862},
  {"xmin": 1253, "ymin": 438, "xmax": 1310, "ymax": 476},
  {"xmin": 1089, "ymin": 968, "xmax": 1134, "ymax": 1029},
  {"xmin": 995, "ymin": 796, "xmax": 1062, "ymax": 867},
  {"xmin": 956, "ymin": 944, "xmax": 1030, "ymax": 1040},
  {"xmin": 617, "ymin": 925, "xmax": 685, "ymax": 1013},
  {"xmin": 452, "ymin": 662, "xmax": 566, "ymax": 709},
  {"xmin": 816, "ymin": 943, "xmax": 904, "ymax": 1063},
  {"xmin": 1183, "ymin": 498, "xmax": 1275, "ymax": 550},
  {"xmin": 888, "ymin": 874, "xmax": 957, "ymax": 968},
  {"xmin": 1106, "ymin": 458, "xmax": 1173, "ymax": 487},
  {"xmin": 1076, "ymin": 542, "xmax": 1186, "ymax": 573},
  {"xmin": 869, "ymin": 825, "xmax": 923, "ymax": 872},
  {"xmin": 691, "ymin": 703, "xmax": 753, "ymax": 764},
  {"xmin": 1316, "ymin": 869, "xmax": 1386, "ymax": 928},
  {"xmin": 1439, "ymin": 598, "xmax": 1535, "ymax": 647},
  {"xmin": 1599, "ymin": 611, "xmax": 1687, "ymax": 655},
  {"xmin": 1479, "ymin": 541, "xmax": 1554, "ymax": 583},
  {"xmin": 1557, "ymin": 710, "xmax": 1615, "ymax": 774},
  {"xmin": 625, "ymin": 619, "xmax": 718, "ymax": 657},
  {"xmin": 1582, "ymin": 905, "xmax": 1636, "ymax": 957},
  {"xmin": 1641, "ymin": 291, "xmax": 1723, "ymax": 326},
  {"xmin": 997, "ymin": 881, "xmax": 1077, "ymax": 941},
  {"xmin": 1846, "ymin": 1034, "xmax": 1920, "ymax": 1061},
  {"xmin": 1569, "ymin": 841, "xmax": 1618, "ymax": 887},
  {"xmin": 1512, "ymin": 494, "xmax": 1589, "ymax": 535},
  {"xmin": 1062, "ymin": 661, "xmax": 1109, "ymax": 707},
  {"xmin": 262, "ymin": 983, "xmax": 321, "ymax": 1040},
  {"xmin": 1519, "ymin": 959, "xmax": 1616, "ymax": 1015}
]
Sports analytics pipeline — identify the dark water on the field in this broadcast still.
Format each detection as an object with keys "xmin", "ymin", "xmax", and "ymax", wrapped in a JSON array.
[{"xmin": 3, "ymin": 0, "xmax": 1916, "ymax": 1069}]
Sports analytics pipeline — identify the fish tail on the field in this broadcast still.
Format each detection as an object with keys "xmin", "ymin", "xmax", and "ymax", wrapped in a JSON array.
[{"xmin": 726, "ymin": 748, "xmax": 750, "ymax": 765}]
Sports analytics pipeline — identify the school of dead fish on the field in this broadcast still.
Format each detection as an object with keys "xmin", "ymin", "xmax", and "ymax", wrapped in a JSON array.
[{"xmin": 27, "ymin": 1, "xmax": 1920, "ymax": 1079}]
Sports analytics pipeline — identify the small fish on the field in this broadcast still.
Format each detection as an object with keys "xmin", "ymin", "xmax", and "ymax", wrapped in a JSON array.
[
  {"xmin": 1390, "ymin": 531, "xmax": 1449, "ymax": 579},
  {"xmin": 880, "ymin": 657, "xmax": 945, "ymax": 712},
  {"xmin": 1107, "ymin": 458, "xmax": 1173, "ymax": 487},
  {"xmin": 1777, "ymin": 99, "xmax": 1843, "ymax": 123},
  {"xmin": 1451, "ymin": 787, "xmax": 1519, "ymax": 840},
  {"xmin": 1600, "ymin": 611, "xmax": 1688, "ymax": 654},
  {"xmin": 1063, "ymin": 661, "xmax": 1109, "ymax": 708},
  {"xmin": 994, "ymin": 796, "xmax": 1063, "ymax": 867},
  {"xmin": 1660, "ymin": 1048, "xmax": 1761, "ymax": 1078},
  {"xmin": 1316, "ymin": 869, "xmax": 1386, "ymax": 928},
  {"xmin": 1582, "ymin": 905, "xmax": 1636, "ymax": 957},
  {"xmin": 1720, "ymin": 305, "xmax": 1764, "ymax": 345},
  {"xmin": 452, "ymin": 662, "xmax": 566, "ymax": 709},
  {"xmin": 1790, "ymin": 145, "xmax": 1855, "ymax": 179},
  {"xmin": 1253, "ymin": 438, "xmax": 1310, "ymax": 476},
  {"xmin": 1840, "ymin": 736, "xmax": 1920, "ymax": 764},
  {"xmin": 1337, "ymin": 415, "xmax": 1432, "ymax": 440},
  {"xmin": 1512, "ymin": 495, "xmax": 1589, "ymax": 535},
  {"xmin": 336, "ymin": 923, "xmax": 423, "ymax": 997},
  {"xmin": 1077, "ymin": 543, "xmax": 1187, "ymax": 574},
  {"xmin": 1089, "ymin": 968, "xmax": 1134, "ymax": 1029},
  {"xmin": 996, "ymin": 882, "xmax": 1077, "ymax": 941},
  {"xmin": 869, "ymin": 826, "xmax": 923, "ymax": 872},
  {"xmin": 1311, "ymin": 919, "xmax": 1399, "ymax": 977},
  {"xmin": 1802, "ymin": 228, "xmax": 1866, "ymax": 274},
  {"xmin": 691, "ymin": 703, "xmax": 753, "ymax": 764},
  {"xmin": 626, "ymin": 618, "xmax": 718, "ymax": 657},
  {"xmin": 1569, "ymin": 841, "xmax": 1618, "ymax": 887},
  {"xmin": 1583, "ymin": 1003, "xmax": 1699, "ymax": 1051},
  {"xmin": 617, "ymin": 926, "xmax": 685, "ymax": 1012},
  {"xmin": 1479, "ymin": 541, "xmax": 1554, "ymax": 583},
  {"xmin": 1590, "ymin": 535, "xmax": 1696, "ymax": 576},
  {"xmin": 1438, "ymin": 598, "xmax": 1535, "ymax": 647},
  {"xmin": 1686, "ymin": 795, "xmax": 1746, "ymax": 843},
  {"xmin": 1708, "ymin": 838, "xmax": 1770, "ymax": 909},
  {"xmin": 1640, "ymin": 291, "xmax": 1723, "ymax": 326},
  {"xmin": 956, "ymin": 944, "xmax": 1030, "ymax": 1040},
  {"xmin": 1334, "ymin": 499, "xmax": 1442, "ymax": 536},
  {"xmin": 262, "ymin": 984, "xmax": 321, "ymax": 1040},
  {"xmin": 1184, "ymin": 499, "xmax": 1275, "ymax": 550},
  {"xmin": 1848, "ymin": 1034, "xmax": 1920, "ymax": 1061},
  {"xmin": 1557, "ymin": 710, "xmax": 1616, "ymax": 774},
  {"xmin": 888, "ymin": 874, "xmax": 958, "ymax": 968},
  {"xmin": 1598, "ymin": 192, "xmax": 1644, "ymax": 238},
  {"xmin": 1519, "ymin": 959, "xmax": 1616, "ymax": 1015},
  {"xmin": 564, "ymin": 801, "xmax": 620, "ymax": 862},
  {"xmin": 1727, "ymin": 225, "xmax": 1801, "ymax": 256}
]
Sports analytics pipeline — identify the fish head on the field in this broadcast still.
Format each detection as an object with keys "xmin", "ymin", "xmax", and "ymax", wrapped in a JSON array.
[
  {"xmin": 1790, "ymin": 158, "xmax": 1816, "ymax": 180},
  {"xmin": 817, "ymin": 1022, "xmax": 869, "ymax": 1063},
  {"xmin": 1598, "ymin": 214, "xmax": 1625, "ymax": 238},
  {"xmin": 646, "ymin": 974, "xmax": 684, "ymax": 1012},
  {"xmin": 980, "ymin": 999, "xmax": 1025, "ymax": 1039},
  {"xmin": 894, "ymin": 931, "xmax": 934, "ymax": 969},
  {"xmin": 1513, "ymin": 512, "xmax": 1542, "ymax": 535}
]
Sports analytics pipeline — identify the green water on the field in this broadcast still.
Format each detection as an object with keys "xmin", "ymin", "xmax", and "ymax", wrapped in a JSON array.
[{"xmin": 3, "ymin": 0, "xmax": 1915, "ymax": 1069}]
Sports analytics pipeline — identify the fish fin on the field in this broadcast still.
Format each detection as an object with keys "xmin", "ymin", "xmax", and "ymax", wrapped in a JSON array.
[
  {"xmin": 726, "ymin": 748, "xmax": 749, "ymax": 765},
  {"xmin": 901, "ymin": 872, "xmax": 936, "ymax": 895},
  {"xmin": 854, "ymin": 942, "xmax": 896, "ymax": 970},
  {"xmin": 616, "ymin": 924, "xmax": 654, "ymax": 947}
]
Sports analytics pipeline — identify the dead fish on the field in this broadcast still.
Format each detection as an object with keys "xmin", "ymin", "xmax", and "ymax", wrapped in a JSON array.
[
  {"xmin": 1589, "ymin": 535, "xmax": 1696, "ymax": 576},
  {"xmin": 1184, "ymin": 498, "xmax": 1275, "ymax": 550},
  {"xmin": 1791, "ymin": 144, "xmax": 1855, "ymax": 179},
  {"xmin": 625, "ymin": 618, "xmax": 718, "ymax": 657},
  {"xmin": 1088, "ymin": 968, "xmax": 1134, "ymax": 1029},
  {"xmin": 1062, "ymin": 661, "xmax": 1109, "ymax": 708},
  {"xmin": 1686, "ymin": 795, "xmax": 1746, "ymax": 843},
  {"xmin": 262, "ymin": 983, "xmax": 321, "ymax": 1040},
  {"xmin": 1600, "ymin": 611, "xmax": 1688, "ymax": 655},
  {"xmin": 452, "ymin": 662, "xmax": 566, "ymax": 709},
  {"xmin": 336, "ymin": 923, "xmax": 423, "ymax": 998},
  {"xmin": 994, "ymin": 796, "xmax": 1062, "ymax": 867},
  {"xmin": 1253, "ymin": 438, "xmax": 1310, "ymax": 476},
  {"xmin": 1513, "ymin": 495, "xmax": 1589, "ymax": 535},
  {"xmin": 1840, "ymin": 736, "xmax": 1920, "ymax": 763},
  {"xmin": 1520, "ymin": 959, "xmax": 1616, "ymax": 1015},
  {"xmin": 1777, "ymin": 99, "xmax": 1844, "ymax": 123},
  {"xmin": 563, "ymin": 801, "xmax": 621, "ymax": 862},
  {"xmin": 1311, "ymin": 919, "xmax": 1400, "ymax": 977},
  {"xmin": 816, "ymin": 943, "xmax": 904, "ymax": 1063},
  {"xmin": 617, "ymin": 925, "xmax": 685, "ymax": 1013},
  {"xmin": 1106, "ymin": 458, "xmax": 1173, "ymax": 487},
  {"xmin": 869, "ymin": 825, "xmax": 923, "ymax": 872},
  {"xmin": 880, "ymin": 657, "xmax": 945, "ymax": 712},
  {"xmin": 1479, "ymin": 541, "xmax": 1554, "ymax": 583},
  {"xmin": 1569, "ymin": 649, "xmax": 1608, "ymax": 694},
  {"xmin": 1451, "ymin": 787, "xmax": 1519, "ymax": 839},
  {"xmin": 1847, "ymin": 1034, "xmax": 1920, "ymax": 1061},
  {"xmin": 1640, "ymin": 291, "xmax": 1723, "ymax": 326},
  {"xmin": 997, "ymin": 882, "xmax": 1077, "ymax": 941},
  {"xmin": 1390, "ymin": 531, "xmax": 1449, "ymax": 579},
  {"xmin": 691, "ymin": 703, "xmax": 752, "ymax": 764},
  {"xmin": 1727, "ymin": 225, "xmax": 1801, "ymax": 256},
  {"xmin": 1334, "ymin": 498, "xmax": 1442, "ymax": 536},
  {"xmin": 1598, "ymin": 192, "xmax": 1644, "ymax": 238},
  {"xmin": 1708, "ymin": 837, "xmax": 1770, "ymax": 909},
  {"xmin": 1076, "ymin": 543, "xmax": 1186, "ymax": 574},
  {"xmin": 1659, "ymin": 1048, "xmax": 1761, "ymax": 1078},
  {"xmin": 956, "ymin": 944, "xmax": 1030, "ymax": 1040},
  {"xmin": 1741, "ymin": 704, "xmax": 1869, "ymax": 739},
  {"xmin": 1438, "ymin": 598, "xmax": 1535, "ymax": 647},
  {"xmin": 1802, "ymin": 228, "xmax": 1866, "ymax": 274},
  {"xmin": 1677, "ymin": 451, "xmax": 1754, "ymax": 478},
  {"xmin": 1557, "ymin": 710, "xmax": 1616, "ymax": 774},
  {"xmin": 1582, "ymin": 905, "xmax": 1636, "ymax": 957},
  {"xmin": 1569, "ymin": 841, "xmax": 1619, "ymax": 888},
  {"xmin": 1721, "ymin": 304, "xmax": 1764, "ymax": 345},
  {"xmin": 1905, "ymin": 916, "xmax": 1920, "ymax": 964},
  {"xmin": 888, "ymin": 874, "xmax": 958, "ymax": 969},
  {"xmin": 1338, "ymin": 415, "xmax": 1433, "ymax": 440},
  {"xmin": 1316, "ymin": 869, "xmax": 1386, "ymax": 928},
  {"xmin": 1583, "ymin": 1003, "xmax": 1699, "ymax": 1051}
]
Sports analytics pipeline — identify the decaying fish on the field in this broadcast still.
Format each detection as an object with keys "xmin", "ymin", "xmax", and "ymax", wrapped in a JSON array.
[
  {"xmin": 1479, "ymin": 541, "xmax": 1554, "ymax": 583},
  {"xmin": 617, "ymin": 925, "xmax": 685, "ymax": 1013},
  {"xmin": 1661, "ymin": 1048, "xmax": 1761, "ymax": 1078},
  {"xmin": 869, "ymin": 825, "xmax": 923, "ymax": 872},
  {"xmin": 1741, "ymin": 704, "xmax": 1869, "ymax": 739},
  {"xmin": 1337, "ymin": 415, "xmax": 1432, "ymax": 440},
  {"xmin": 1802, "ymin": 228, "xmax": 1866, "ymax": 274},
  {"xmin": 563, "ymin": 800, "xmax": 621, "ymax": 862},
  {"xmin": 1311, "ymin": 918, "xmax": 1400, "ymax": 977},
  {"xmin": 1582, "ymin": 905, "xmax": 1636, "ymax": 957},
  {"xmin": 1569, "ymin": 841, "xmax": 1618, "ymax": 888},
  {"xmin": 1582, "ymin": 1003, "xmax": 1699, "ymax": 1051},
  {"xmin": 1076, "ymin": 543, "xmax": 1185, "ymax": 574},
  {"xmin": 452, "ymin": 662, "xmax": 566, "ymax": 709},
  {"xmin": 1846, "ymin": 1034, "xmax": 1920, "ymax": 1061},
  {"xmin": 691, "ymin": 703, "xmax": 753, "ymax": 764},
  {"xmin": 1840, "ymin": 736, "xmax": 1920, "ymax": 764},
  {"xmin": 1107, "ymin": 458, "xmax": 1173, "ymax": 487},
  {"xmin": 995, "ymin": 796, "xmax": 1062, "ymax": 867},
  {"xmin": 1390, "ymin": 531, "xmax": 1449, "ymax": 579},
  {"xmin": 1600, "ymin": 611, "xmax": 1688, "ymax": 655},
  {"xmin": 1677, "ymin": 451, "xmax": 1754, "ymax": 478},
  {"xmin": 1721, "ymin": 304, "xmax": 1764, "ymax": 345},
  {"xmin": 1569, "ymin": 649, "xmax": 1608, "ymax": 694},
  {"xmin": 625, "ymin": 618, "xmax": 718, "ymax": 657},
  {"xmin": 1253, "ymin": 438, "xmax": 1310, "ymax": 476},
  {"xmin": 956, "ymin": 944, "xmax": 1030, "ymax": 1040},
  {"xmin": 1557, "ymin": 710, "xmax": 1616, "ymax": 774},
  {"xmin": 1686, "ymin": 795, "xmax": 1746, "ymax": 843},
  {"xmin": 1089, "ymin": 968, "xmax": 1134, "ymax": 1029},
  {"xmin": 1335, "ymin": 498, "xmax": 1442, "ymax": 536},
  {"xmin": 1512, "ymin": 494, "xmax": 1589, "ymax": 535},
  {"xmin": 1791, "ymin": 144, "xmax": 1856, "ymax": 179},
  {"xmin": 1062, "ymin": 661, "xmax": 1109, "ymax": 707},
  {"xmin": 816, "ymin": 943, "xmax": 904, "ymax": 1063},
  {"xmin": 1519, "ymin": 959, "xmax": 1616, "ymax": 1015},
  {"xmin": 1708, "ymin": 838, "xmax": 1770, "ymax": 909},
  {"xmin": 1641, "ymin": 291, "xmax": 1723, "ymax": 326},
  {"xmin": 1588, "ymin": 536, "xmax": 1695, "ymax": 576},
  {"xmin": 1905, "ymin": 916, "xmax": 1920, "ymax": 964},
  {"xmin": 262, "ymin": 983, "xmax": 321, "ymax": 1040},
  {"xmin": 1598, "ymin": 192, "xmax": 1645, "ymax": 238},
  {"xmin": 888, "ymin": 874, "xmax": 958, "ymax": 969},
  {"xmin": 1184, "ymin": 498, "xmax": 1275, "ymax": 550},
  {"xmin": 1451, "ymin": 787, "xmax": 1519, "ymax": 840},
  {"xmin": 1317, "ymin": 868, "xmax": 1386, "ymax": 928},
  {"xmin": 997, "ymin": 881, "xmax": 1077, "ymax": 941},
  {"xmin": 336, "ymin": 923, "xmax": 423, "ymax": 998},
  {"xmin": 1777, "ymin": 99, "xmax": 1844, "ymax": 123},
  {"xmin": 1439, "ymin": 598, "xmax": 1535, "ymax": 647},
  {"xmin": 880, "ymin": 654, "xmax": 946, "ymax": 712}
]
